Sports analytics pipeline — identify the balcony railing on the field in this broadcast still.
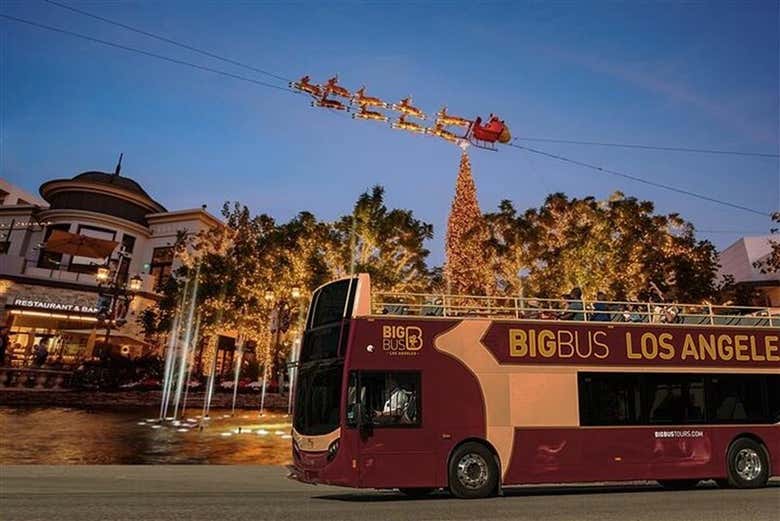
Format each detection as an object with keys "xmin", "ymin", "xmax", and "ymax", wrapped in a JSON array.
[
  {"xmin": 0, "ymin": 367, "xmax": 73, "ymax": 390},
  {"xmin": 0, "ymin": 254, "xmax": 157, "ymax": 293},
  {"xmin": 371, "ymin": 291, "xmax": 778, "ymax": 328}
]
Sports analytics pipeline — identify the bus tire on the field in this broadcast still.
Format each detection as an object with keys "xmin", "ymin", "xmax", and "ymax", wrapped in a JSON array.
[
  {"xmin": 658, "ymin": 479, "xmax": 699, "ymax": 490},
  {"xmin": 398, "ymin": 487, "xmax": 435, "ymax": 498},
  {"xmin": 726, "ymin": 437, "xmax": 769, "ymax": 489},
  {"xmin": 448, "ymin": 441, "xmax": 498, "ymax": 499}
]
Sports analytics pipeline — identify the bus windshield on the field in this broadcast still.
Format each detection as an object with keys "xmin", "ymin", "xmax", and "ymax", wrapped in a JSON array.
[
  {"xmin": 293, "ymin": 362, "xmax": 343, "ymax": 436},
  {"xmin": 293, "ymin": 278, "xmax": 357, "ymax": 436}
]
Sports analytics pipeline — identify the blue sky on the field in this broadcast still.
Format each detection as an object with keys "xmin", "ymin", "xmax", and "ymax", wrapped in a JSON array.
[{"xmin": 2, "ymin": 1, "xmax": 778, "ymax": 265}]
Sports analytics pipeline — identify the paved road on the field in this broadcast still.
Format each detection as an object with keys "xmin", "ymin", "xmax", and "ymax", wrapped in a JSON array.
[{"xmin": 2, "ymin": 466, "xmax": 778, "ymax": 521}]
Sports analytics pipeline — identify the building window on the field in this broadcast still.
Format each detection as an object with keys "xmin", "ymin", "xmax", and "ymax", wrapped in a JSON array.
[
  {"xmin": 37, "ymin": 223, "xmax": 71, "ymax": 269},
  {"xmin": 117, "ymin": 234, "xmax": 136, "ymax": 284},
  {"xmin": 150, "ymin": 246, "xmax": 174, "ymax": 290},
  {"xmin": 347, "ymin": 371, "xmax": 421, "ymax": 427}
]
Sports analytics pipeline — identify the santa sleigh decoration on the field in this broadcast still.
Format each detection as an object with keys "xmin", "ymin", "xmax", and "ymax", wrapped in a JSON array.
[
  {"xmin": 464, "ymin": 114, "xmax": 512, "ymax": 151},
  {"xmin": 291, "ymin": 74, "xmax": 512, "ymax": 151},
  {"xmin": 432, "ymin": 107, "xmax": 512, "ymax": 151}
]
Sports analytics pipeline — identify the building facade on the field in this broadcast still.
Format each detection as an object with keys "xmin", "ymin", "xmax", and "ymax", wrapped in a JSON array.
[
  {"xmin": 718, "ymin": 235, "xmax": 780, "ymax": 307},
  {"xmin": 0, "ymin": 171, "xmax": 223, "ymax": 369}
]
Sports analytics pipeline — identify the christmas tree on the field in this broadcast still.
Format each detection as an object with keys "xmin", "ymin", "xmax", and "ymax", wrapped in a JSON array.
[{"xmin": 445, "ymin": 151, "xmax": 491, "ymax": 294}]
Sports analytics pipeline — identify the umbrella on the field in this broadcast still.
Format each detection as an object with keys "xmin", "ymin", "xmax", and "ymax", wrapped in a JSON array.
[
  {"xmin": 44, "ymin": 229, "xmax": 118, "ymax": 259},
  {"xmin": 64, "ymin": 329, "xmax": 150, "ymax": 347}
]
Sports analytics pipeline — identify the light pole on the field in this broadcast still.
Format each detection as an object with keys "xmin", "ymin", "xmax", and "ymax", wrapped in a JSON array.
[
  {"xmin": 260, "ymin": 287, "xmax": 301, "ymax": 415},
  {"xmin": 95, "ymin": 256, "xmax": 143, "ymax": 356}
]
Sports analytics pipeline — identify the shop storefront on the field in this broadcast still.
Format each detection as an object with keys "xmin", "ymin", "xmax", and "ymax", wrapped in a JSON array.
[{"xmin": 3, "ymin": 287, "xmax": 151, "ymax": 368}]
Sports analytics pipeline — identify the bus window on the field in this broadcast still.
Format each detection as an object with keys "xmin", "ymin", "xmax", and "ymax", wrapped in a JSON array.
[
  {"xmin": 309, "ymin": 278, "xmax": 355, "ymax": 329},
  {"xmin": 578, "ymin": 374, "xmax": 641, "ymax": 426},
  {"xmin": 646, "ymin": 375, "xmax": 705, "ymax": 424},
  {"xmin": 348, "ymin": 371, "xmax": 421, "ymax": 427},
  {"xmin": 768, "ymin": 375, "xmax": 780, "ymax": 422},
  {"xmin": 707, "ymin": 375, "xmax": 767, "ymax": 423},
  {"xmin": 300, "ymin": 324, "xmax": 342, "ymax": 363}
]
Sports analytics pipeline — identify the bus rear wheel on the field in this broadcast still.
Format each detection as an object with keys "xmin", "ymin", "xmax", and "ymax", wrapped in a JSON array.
[
  {"xmin": 658, "ymin": 479, "xmax": 699, "ymax": 490},
  {"xmin": 398, "ymin": 488, "xmax": 435, "ymax": 498},
  {"xmin": 448, "ymin": 442, "xmax": 498, "ymax": 499},
  {"xmin": 726, "ymin": 438, "xmax": 769, "ymax": 489}
]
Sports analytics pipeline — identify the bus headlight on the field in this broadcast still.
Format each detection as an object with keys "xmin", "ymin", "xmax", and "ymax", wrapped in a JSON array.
[{"xmin": 327, "ymin": 439, "xmax": 340, "ymax": 461}]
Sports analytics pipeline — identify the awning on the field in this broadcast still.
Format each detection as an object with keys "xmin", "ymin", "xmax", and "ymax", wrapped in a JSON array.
[
  {"xmin": 60, "ymin": 329, "xmax": 150, "ymax": 346},
  {"xmin": 44, "ymin": 229, "xmax": 118, "ymax": 258}
]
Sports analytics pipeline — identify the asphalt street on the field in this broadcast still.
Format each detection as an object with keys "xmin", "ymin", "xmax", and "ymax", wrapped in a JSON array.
[{"xmin": 1, "ymin": 466, "xmax": 778, "ymax": 521}]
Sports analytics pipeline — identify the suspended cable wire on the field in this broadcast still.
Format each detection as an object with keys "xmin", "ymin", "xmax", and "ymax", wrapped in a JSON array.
[
  {"xmin": 694, "ymin": 229, "xmax": 767, "ymax": 234},
  {"xmin": 0, "ymin": 15, "xmax": 295, "ymax": 93},
  {"xmin": 512, "ymin": 137, "xmax": 779, "ymax": 159},
  {"xmin": 44, "ymin": 0, "xmax": 292, "ymax": 83},
  {"xmin": 38, "ymin": 2, "xmax": 780, "ymax": 161},
  {"xmin": 506, "ymin": 142, "xmax": 771, "ymax": 217},
  {"xmin": 3, "ymin": 14, "xmax": 774, "ymax": 219}
]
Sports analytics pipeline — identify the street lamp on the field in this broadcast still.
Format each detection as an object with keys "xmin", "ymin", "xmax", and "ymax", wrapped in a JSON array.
[
  {"xmin": 95, "ymin": 263, "xmax": 144, "ymax": 357},
  {"xmin": 96, "ymin": 266, "xmax": 111, "ymax": 283},
  {"xmin": 128, "ymin": 274, "xmax": 143, "ymax": 292}
]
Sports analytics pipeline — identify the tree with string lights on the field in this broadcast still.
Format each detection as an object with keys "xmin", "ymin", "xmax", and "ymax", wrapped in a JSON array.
[{"xmin": 444, "ymin": 151, "xmax": 492, "ymax": 295}]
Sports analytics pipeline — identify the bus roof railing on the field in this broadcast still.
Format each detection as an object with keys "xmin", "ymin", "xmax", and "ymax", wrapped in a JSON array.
[{"xmin": 370, "ymin": 291, "xmax": 778, "ymax": 328}]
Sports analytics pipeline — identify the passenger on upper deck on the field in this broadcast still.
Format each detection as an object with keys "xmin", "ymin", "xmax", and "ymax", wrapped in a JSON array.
[
  {"xmin": 561, "ymin": 287, "xmax": 584, "ymax": 321},
  {"xmin": 591, "ymin": 291, "xmax": 612, "ymax": 321}
]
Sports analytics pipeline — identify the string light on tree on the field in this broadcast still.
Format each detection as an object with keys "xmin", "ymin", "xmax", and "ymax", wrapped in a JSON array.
[{"xmin": 444, "ymin": 150, "xmax": 492, "ymax": 295}]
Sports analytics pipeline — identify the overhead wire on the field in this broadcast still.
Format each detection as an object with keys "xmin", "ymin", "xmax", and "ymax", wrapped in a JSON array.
[
  {"xmin": 2, "ymin": 12, "xmax": 774, "ymax": 219},
  {"xmin": 43, "ymin": 0, "xmax": 293, "ymax": 83},
  {"xmin": 506, "ymin": 142, "xmax": 771, "ymax": 217},
  {"xmin": 511, "ymin": 137, "xmax": 778, "ymax": 159},
  {"xmin": 0, "ymin": 14, "xmax": 295, "ymax": 93},
  {"xmin": 40, "ymin": 2, "xmax": 780, "ymax": 160}
]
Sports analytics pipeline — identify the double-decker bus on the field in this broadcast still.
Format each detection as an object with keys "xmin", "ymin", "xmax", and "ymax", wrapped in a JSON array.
[{"xmin": 291, "ymin": 274, "xmax": 779, "ymax": 499}]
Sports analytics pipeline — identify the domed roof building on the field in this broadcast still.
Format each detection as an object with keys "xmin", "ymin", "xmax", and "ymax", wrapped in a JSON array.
[
  {"xmin": 40, "ymin": 168, "xmax": 166, "ymax": 226},
  {"xmin": 0, "ymin": 161, "xmax": 225, "ymax": 380}
]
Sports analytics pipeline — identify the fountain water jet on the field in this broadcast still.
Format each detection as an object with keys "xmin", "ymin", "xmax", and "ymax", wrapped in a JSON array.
[
  {"xmin": 159, "ymin": 266, "xmax": 201, "ymax": 422},
  {"xmin": 159, "ymin": 277, "xmax": 188, "ymax": 421},
  {"xmin": 172, "ymin": 265, "xmax": 201, "ymax": 419},
  {"xmin": 231, "ymin": 336, "xmax": 244, "ymax": 415}
]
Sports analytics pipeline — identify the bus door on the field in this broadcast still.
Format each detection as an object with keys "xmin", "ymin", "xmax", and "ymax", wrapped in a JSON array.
[{"xmin": 348, "ymin": 370, "xmax": 437, "ymax": 488}]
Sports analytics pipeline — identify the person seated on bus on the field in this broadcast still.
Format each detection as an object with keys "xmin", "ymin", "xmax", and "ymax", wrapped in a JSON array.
[
  {"xmin": 560, "ymin": 287, "xmax": 584, "ymax": 321},
  {"xmin": 376, "ymin": 378, "xmax": 415, "ymax": 424},
  {"xmin": 590, "ymin": 292, "xmax": 611, "ymax": 321}
]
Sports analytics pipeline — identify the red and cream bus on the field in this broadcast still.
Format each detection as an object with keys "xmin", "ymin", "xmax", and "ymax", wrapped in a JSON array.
[{"xmin": 291, "ymin": 274, "xmax": 779, "ymax": 498}]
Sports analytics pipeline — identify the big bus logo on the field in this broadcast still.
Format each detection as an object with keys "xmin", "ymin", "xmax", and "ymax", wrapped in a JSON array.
[{"xmin": 382, "ymin": 325, "xmax": 423, "ymax": 354}]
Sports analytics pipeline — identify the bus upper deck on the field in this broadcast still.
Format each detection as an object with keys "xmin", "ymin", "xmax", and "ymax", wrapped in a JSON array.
[{"xmin": 370, "ymin": 290, "xmax": 778, "ymax": 328}]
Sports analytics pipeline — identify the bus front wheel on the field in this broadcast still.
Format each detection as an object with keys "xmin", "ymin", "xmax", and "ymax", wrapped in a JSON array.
[
  {"xmin": 726, "ymin": 438, "xmax": 769, "ymax": 489},
  {"xmin": 448, "ymin": 442, "xmax": 499, "ymax": 499}
]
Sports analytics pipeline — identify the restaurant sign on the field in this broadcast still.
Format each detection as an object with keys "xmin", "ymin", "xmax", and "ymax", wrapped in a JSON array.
[{"xmin": 11, "ymin": 298, "xmax": 99, "ymax": 315}]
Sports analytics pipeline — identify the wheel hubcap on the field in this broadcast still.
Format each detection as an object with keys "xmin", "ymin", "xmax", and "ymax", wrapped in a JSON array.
[
  {"xmin": 456, "ymin": 453, "xmax": 489, "ymax": 490},
  {"xmin": 735, "ymin": 448, "xmax": 762, "ymax": 481}
]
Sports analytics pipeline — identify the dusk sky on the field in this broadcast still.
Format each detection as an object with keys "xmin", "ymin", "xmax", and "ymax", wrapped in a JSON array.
[{"xmin": 2, "ymin": 1, "xmax": 778, "ymax": 265}]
